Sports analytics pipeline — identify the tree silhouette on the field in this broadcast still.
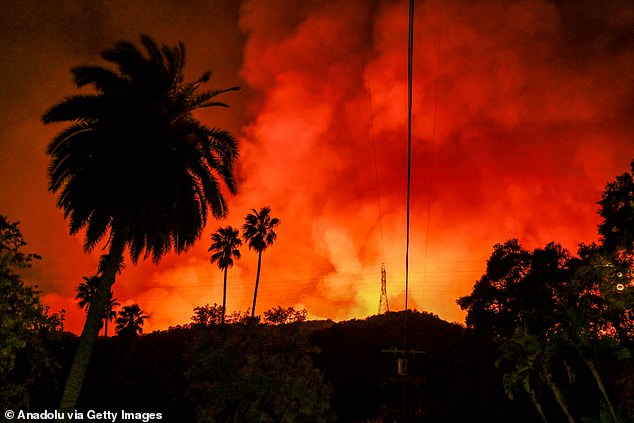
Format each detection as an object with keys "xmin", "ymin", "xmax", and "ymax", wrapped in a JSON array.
[
  {"xmin": 43, "ymin": 35, "xmax": 239, "ymax": 411},
  {"xmin": 75, "ymin": 275, "xmax": 120, "ymax": 337},
  {"xmin": 103, "ymin": 296, "xmax": 120, "ymax": 338},
  {"xmin": 594, "ymin": 159, "xmax": 634, "ymax": 348},
  {"xmin": 460, "ymin": 238, "xmax": 632, "ymax": 422},
  {"xmin": 0, "ymin": 216, "xmax": 63, "ymax": 410},
  {"xmin": 457, "ymin": 239, "xmax": 534, "ymax": 339},
  {"xmin": 75, "ymin": 276, "xmax": 98, "ymax": 312},
  {"xmin": 191, "ymin": 303, "xmax": 225, "ymax": 326},
  {"xmin": 242, "ymin": 207, "xmax": 280, "ymax": 318},
  {"xmin": 598, "ymin": 159, "xmax": 634, "ymax": 254},
  {"xmin": 561, "ymin": 251, "xmax": 631, "ymax": 423},
  {"xmin": 208, "ymin": 226, "xmax": 241, "ymax": 324},
  {"xmin": 263, "ymin": 305, "xmax": 307, "ymax": 325},
  {"xmin": 459, "ymin": 242, "xmax": 579, "ymax": 421},
  {"xmin": 115, "ymin": 304, "xmax": 148, "ymax": 337}
]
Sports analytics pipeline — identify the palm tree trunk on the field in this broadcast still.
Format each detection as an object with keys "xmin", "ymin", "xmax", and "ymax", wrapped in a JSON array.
[
  {"xmin": 104, "ymin": 317, "xmax": 108, "ymax": 338},
  {"xmin": 251, "ymin": 250, "xmax": 262, "ymax": 318},
  {"xmin": 58, "ymin": 235, "xmax": 125, "ymax": 418},
  {"xmin": 584, "ymin": 357, "xmax": 620, "ymax": 423},
  {"xmin": 222, "ymin": 267, "xmax": 228, "ymax": 324},
  {"xmin": 543, "ymin": 367, "xmax": 575, "ymax": 423}
]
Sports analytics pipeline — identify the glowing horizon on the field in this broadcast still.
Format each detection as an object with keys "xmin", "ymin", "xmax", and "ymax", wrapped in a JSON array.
[{"xmin": 2, "ymin": 0, "xmax": 633, "ymax": 334}]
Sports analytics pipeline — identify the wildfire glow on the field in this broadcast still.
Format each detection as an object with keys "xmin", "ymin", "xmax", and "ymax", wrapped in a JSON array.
[{"xmin": 1, "ymin": 0, "xmax": 633, "ymax": 333}]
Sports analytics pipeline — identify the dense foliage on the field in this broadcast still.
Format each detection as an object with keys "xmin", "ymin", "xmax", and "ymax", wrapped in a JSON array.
[
  {"xmin": 5, "ymin": 297, "xmax": 632, "ymax": 422},
  {"xmin": 458, "ymin": 160, "xmax": 634, "ymax": 422},
  {"xmin": 50, "ymin": 310, "xmax": 610, "ymax": 422},
  {"xmin": 0, "ymin": 216, "xmax": 64, "ymax": 410},
  {"xmin": 188, "ymin": 323, "xmax": 333, "ymax": 422}
]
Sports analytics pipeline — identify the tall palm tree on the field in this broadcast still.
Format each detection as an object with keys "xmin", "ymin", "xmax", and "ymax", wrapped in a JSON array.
[
  {"xmin": 242, "ymin": 207, "xmax": 280, "ymax": 318},
  {"xmin": 115, "ymin": 304, "xmax": 148, "ymax": 337},
  {"xmin": 75, "ymin": 275, "xmax": 119, "ymax": 337},
  {"xmin": 208, "ymin": 226, "xmax": 242, "ymax": 324},
  {"xmin": 43, "ymin": 35, "xmax": 239, "ymax": 412}
]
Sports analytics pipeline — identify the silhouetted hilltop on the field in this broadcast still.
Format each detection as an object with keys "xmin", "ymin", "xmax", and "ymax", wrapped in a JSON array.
[{"xmin": 40, "ymin": 310, "xmax": 632, "ymax": 422}]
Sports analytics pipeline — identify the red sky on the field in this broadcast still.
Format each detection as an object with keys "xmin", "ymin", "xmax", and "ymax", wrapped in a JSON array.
[{"xmin": 1, "ymin": 0, "xmax": 633, "ymax": 333}]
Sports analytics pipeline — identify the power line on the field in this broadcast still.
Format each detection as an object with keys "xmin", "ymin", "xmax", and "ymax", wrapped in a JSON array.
[
  {"xmin": 405, "ymin": 0, "xmax": 415, "ymax": 313},
  {"xmin": 31, "ymin": 265, "xmax": 484, "ymax": 287}
]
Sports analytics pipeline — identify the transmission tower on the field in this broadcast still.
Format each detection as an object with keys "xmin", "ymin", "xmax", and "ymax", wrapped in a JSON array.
[{"xmin": 378, "ymin": 263, "xmax": 389, "ymax": 314}]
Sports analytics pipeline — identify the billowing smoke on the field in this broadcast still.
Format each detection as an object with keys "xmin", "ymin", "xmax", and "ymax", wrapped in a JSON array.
[
  {"xmin": 229, "ymin": 0, "xmax": 634, "ymax": 323},
  {"xmin": 1, "ymin": 0, "xmax": 632, "ymax": 332}
]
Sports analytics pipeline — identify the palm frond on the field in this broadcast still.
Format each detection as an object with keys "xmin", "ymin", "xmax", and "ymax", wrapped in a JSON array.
[
  {"xmin": 42, "ymin": 95, "xmax": 106, "ymax": 124},
  {"xmin": 190, "ymin": 162, "xmax": 228, "ymax": 219},
  {"xmin": 72, "ymin": 66, "xmax": 127, "ymax": 92},
  {"xmin": 161, "ymin": 42, "xmax": 185, "ymax": 86},
  {"xmin": 101, "ymin": 41, "xmax": 146, "ymax": 81},
  {"xmin": 84, "ymin": 211, "xmax": 112, "ymax": 252},
  {"xmin": 140, "ymin": 35, "xmax": 164, "ymax": 68},
  {"xmin": 193, "ymin": 86, "xmax": 240, "ymax": 108},
  {"xmin": 46, "ymin": 120, "xmax": 92, "ymax": 157}
]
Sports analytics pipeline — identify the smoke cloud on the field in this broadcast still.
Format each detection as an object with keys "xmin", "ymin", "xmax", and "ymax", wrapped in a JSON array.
[{"xmin": 1, "ymin": 0, "xmax": 632, "ymax": 332}]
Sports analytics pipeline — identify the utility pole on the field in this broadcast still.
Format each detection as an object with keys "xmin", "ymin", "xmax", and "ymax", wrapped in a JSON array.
[{"xmin": 382, "ymin": 347, "xmax": 425, "ymax": 422}]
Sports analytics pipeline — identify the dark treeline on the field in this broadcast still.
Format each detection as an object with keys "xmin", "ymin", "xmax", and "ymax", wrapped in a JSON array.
[{"xmin": 16, "ymin": 310, "xmax": 633, "ymax": 422}]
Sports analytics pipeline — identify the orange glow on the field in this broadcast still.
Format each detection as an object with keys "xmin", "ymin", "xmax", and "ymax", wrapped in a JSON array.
[{"xmin": 3, "ymin": 0, "xmax": 634, "ymax": 333}]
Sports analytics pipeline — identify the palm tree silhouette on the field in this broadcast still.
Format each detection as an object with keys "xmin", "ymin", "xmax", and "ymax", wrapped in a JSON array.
[
  {"xmin": 115, "ymin": 304, "xmax": 148, "ymax": 337},
  {"xmin": 208, "ymin": 226, "xmax": 242, "ymax": 324},
  {"xmin": 103, "ymin": 296, "xmax": 120, "ymax": 338},
  {"xmin": 75, "ymin": 275, "xmax": 120, "ymax": 337},
  {"xmin": 43, "ymin": 35, "xmax": 239, "ymax": 411},
  {"xmin": 242, "ymin": 207, "xmax": 280, "ymax": 318},
  {"xmin": 75, "ymin": 276, "xmax": 99, "ymax": 312}
]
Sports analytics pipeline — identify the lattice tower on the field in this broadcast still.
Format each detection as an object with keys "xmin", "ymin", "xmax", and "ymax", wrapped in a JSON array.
[{"xmin": 378, "ymin": 263, "xmax": 389, "ymax": 314}]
